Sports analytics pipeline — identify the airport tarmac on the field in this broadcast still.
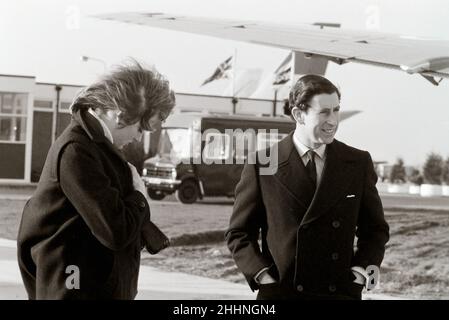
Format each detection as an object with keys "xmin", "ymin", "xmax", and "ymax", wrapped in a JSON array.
[
  {"xmin": 0, "ymin": 238, "xmax": 403, "ymax": 300},
  {"xmin": 0, "ymin": 238, "xmax": 255, "ymax": 300}
]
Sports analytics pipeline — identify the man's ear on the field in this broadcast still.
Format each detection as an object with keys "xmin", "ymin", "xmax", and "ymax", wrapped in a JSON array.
[{"xmin": 291, "ymin": 107, "xmax": 304, "ymax": 124}]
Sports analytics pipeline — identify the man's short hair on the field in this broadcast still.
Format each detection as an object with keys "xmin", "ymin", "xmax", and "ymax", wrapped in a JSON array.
[
  {"xmin": 288, "ymin": 74, "xmax": 340, "ymax": 115},
  {"xmin": 71, "ymin": 60, "xmax": 175, "ymax": 131}
]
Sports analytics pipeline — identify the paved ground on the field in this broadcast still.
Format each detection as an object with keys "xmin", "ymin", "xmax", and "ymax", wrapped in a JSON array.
[
  {"xmin": 0, "ymin": 238, "xmax": 402, "ymax": 300},
  {"xmin": 0, "ymin": 238, "xmax": 255, "ymax": 300}
]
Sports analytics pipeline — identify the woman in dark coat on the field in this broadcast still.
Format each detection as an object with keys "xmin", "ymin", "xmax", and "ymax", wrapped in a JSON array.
[{"xmin": 17, "ymin": 62, "xmax": 175, "ymax": 299}]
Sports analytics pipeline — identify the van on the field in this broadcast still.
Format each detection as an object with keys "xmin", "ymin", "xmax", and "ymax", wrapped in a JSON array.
[{"xmin": 141, "ymin": 112, "xmax": 295, "ymax": 203}]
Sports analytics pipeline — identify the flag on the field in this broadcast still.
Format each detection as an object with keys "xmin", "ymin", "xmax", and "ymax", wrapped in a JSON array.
[
  {"xmin": 223, "ymin": 68, "xmax": 263, "ymax": 97},
  {"xmin": 273, "ymin": 67, "xmax": 291, "ymax": 85},
  {"xmin": 273, "ymin": 53, "xmax": 292, "ymax": 86},
  {"xmin": 201, "ymin": 56, "xmax": 233, "ymax": 86}
]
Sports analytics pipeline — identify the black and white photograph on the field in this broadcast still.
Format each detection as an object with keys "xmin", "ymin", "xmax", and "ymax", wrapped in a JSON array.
[{"xmin": 0, "ymin": 0, "xmax": 448, "ymax": 305}]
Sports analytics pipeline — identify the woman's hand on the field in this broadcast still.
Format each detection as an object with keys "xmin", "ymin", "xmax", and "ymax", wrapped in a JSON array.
[{"xmin": 127, "ymin": 162, "xmax": 148, "ymax": 198}]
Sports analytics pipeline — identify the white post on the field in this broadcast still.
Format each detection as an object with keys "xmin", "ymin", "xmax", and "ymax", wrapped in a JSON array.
[
  {"xmin": 232, "ymin": 48, "xmax": 237, "ymax": 97},
  {"xmin": 231, "ymin": 48, "xmax": 238, "ymax": 114}
]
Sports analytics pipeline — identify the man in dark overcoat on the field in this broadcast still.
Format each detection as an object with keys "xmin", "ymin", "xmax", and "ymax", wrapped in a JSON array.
[{"xmin": 226, "ymin": 75, "xmax": 389, "ymax": 300}]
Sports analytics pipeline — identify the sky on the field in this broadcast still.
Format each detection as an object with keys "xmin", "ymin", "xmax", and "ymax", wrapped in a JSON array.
[{"xmin": 1, "ymin": 0, "xmax": 449, "ymax": 167}]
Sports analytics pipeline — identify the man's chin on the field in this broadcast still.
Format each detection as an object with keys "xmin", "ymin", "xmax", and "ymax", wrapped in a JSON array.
[{"xmin": 321, "ymin": 136, "xmax": 335, "ymax": 144}]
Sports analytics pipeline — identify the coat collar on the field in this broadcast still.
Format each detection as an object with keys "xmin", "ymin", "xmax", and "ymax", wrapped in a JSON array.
[
  {"xmin": 273, "ymin": 132, "xmax": 359, "ymax": 225},
  {"xmin": 87, "ymin": 108, "xmax": 114, "ymax": 144},
  {"xmin": 292, "ymin": 131, "xmax": 326, "ymax": 160},
  {"xmin": 71, "ymin": 108, "xmax": 128, "ymax": 163},
  {"xmin": 273, "ymin": 132, "xmax": 314, "ymax": 208}
]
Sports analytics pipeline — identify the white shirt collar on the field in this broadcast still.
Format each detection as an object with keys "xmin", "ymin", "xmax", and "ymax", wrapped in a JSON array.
[
  {"xmin": 292, "ymin": 130, "xmax": 326, "ymax": 160},
  {"xmin": 88, "ymin": 108, "xmax": 114, "ymax": 144}
]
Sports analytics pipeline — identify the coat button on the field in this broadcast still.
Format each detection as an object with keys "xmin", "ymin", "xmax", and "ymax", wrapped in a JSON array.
[
  {"xmin": 301, "ymin": 224, "xmax": 309, "ymax": 229},
  {"xmin": 139, "ymin": 201, "xmax": 146, "ymax": 209},
  {"xmin": 296, "ymin": 285, "xmax": 304, "ymax": 292},
  {"xmin": 329, "ymin": 285, "xmax": 337, "ymax": 292},
  {"xmin": 332, "ymin": 221, "xmax": 340, "ymax": 228},
  {"xmin": 331, "ymin": 253, "xmax": 339, "ymax": 260}
]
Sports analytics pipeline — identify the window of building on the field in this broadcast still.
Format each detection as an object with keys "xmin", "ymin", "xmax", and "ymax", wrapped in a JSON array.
[
  {"xmin": 34, "ymin": 100, "xmax": 52, "ymax": 109},
  {"xmin": 0, "ymin": 92, "xmax": 28, "ymax": 142},
  {"xmin": 60, "ymin": 102, "xmax": 72, "ymax": 110}
]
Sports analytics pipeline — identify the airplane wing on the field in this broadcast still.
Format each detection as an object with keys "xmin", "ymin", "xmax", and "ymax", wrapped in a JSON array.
[{"xmin": 95, "ymin": 12, "xmax": 449, "ymax": 85}]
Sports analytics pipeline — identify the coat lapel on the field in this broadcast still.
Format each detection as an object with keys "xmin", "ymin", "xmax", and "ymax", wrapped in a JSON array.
[
  {"xmin": 300, "ymin": 140, "xmax": 356, "ymax": 226},
  {"xmin": 273, "ymin": 133, "xmax": 313, "ymax": 209}
]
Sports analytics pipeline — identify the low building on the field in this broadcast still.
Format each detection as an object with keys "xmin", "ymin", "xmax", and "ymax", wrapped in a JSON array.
[{"xmin": 0, "ymin": 73, "xmax": 289, "ymax": 183}]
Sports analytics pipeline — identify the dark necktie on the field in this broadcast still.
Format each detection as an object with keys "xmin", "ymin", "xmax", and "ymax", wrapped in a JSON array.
[{"xmin": 305, "ymin": 150, "xmax": 317, "ymax": 190}]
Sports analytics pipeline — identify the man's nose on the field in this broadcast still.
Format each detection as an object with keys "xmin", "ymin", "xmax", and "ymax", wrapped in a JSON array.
[{"xmin": 327, "ymin": 112, "xmax": 339, "ymax": 126}]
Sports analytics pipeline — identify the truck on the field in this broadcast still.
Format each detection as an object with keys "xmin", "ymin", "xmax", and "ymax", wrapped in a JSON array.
[{"xmin": 141, "ymin": 112, "xmax": 296, "ymax": 203}]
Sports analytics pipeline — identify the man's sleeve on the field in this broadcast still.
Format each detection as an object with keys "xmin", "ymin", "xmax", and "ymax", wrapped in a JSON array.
[
  {"xmin": 59, "ymin": 142, "xmax": 148, "ymax": 251},
  {"xmin": 225, "ymin": 156, "xmax": 273, "ymax": 291},
  {"xmin": 352, "ymin": 152, "xmax": 390, "ymax": 268}
]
